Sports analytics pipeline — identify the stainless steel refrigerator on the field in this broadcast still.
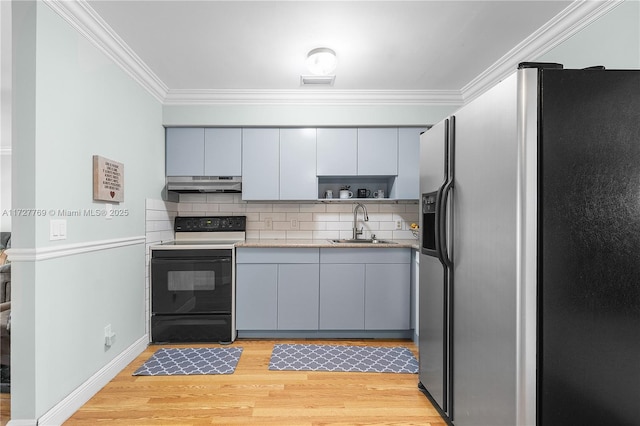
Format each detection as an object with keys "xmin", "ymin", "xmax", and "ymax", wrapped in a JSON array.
[{"xmin": 418, "ymin": 63, "xmax": 640, "ymax": 426}]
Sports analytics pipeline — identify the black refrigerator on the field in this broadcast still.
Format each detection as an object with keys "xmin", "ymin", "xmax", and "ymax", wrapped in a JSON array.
[{"xmin": 418, "ymin": 63, "xmax": 640, "ymax": 426}]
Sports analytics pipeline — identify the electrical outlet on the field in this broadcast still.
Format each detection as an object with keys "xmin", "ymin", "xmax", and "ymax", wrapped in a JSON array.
[
  {"xmin": 395, "ymin": 220, "xmax": 403, "ymax": 230},
  {"xmin": 265, "ymin": 217, "xmax": 273, "ymax": 230},
  {"xmin": 291, "ymin": 219, "xmax": 298, "ymax": 229}
]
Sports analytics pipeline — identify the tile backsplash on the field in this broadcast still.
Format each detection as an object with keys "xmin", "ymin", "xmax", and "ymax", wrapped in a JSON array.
[{"xmin": 175, "ymin": 193, "xmax": 419, "ymax": 241}]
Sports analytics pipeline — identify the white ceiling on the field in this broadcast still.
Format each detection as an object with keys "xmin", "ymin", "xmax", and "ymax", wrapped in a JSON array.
[{"xmin": 82, "ymin": 1, "xmax": 584, "ymax": 103}]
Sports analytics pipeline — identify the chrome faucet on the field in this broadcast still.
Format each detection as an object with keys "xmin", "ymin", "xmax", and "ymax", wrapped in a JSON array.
[{"xmin": 352, "ymin": 203, "xmax": 369, "ymax": 240}]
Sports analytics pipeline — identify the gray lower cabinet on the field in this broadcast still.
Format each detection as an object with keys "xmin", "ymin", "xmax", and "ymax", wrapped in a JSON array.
[
  {"xmin": 236, "ymin": 248, "xmax": 320, "ymax": 331},
  {"xmin": 365, "ymin": 264, "xmax": 411, "ymax": 330},
  {"xmin": 236, "ymin": 247, "xmax": 411, "ymax": 334},
  {"xmin": 277, "ymin": 264, "xmax": 320, "ymax": 329},
  {"xmin": 319, "ymin": 248, "xmax": 411, "ymax": 331},
  {"xmin": 235, "ymin": 264, "xmax": 278, "ymax": 330},
  {"xmin": 319, "ymin": 264, "xmax": 365, "ymax": 329}
]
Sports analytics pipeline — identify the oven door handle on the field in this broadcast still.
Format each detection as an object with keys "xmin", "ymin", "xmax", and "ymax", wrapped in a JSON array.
[{"xmin": 151, "ymin": 258, "xmax": 231, "ymax": 264}]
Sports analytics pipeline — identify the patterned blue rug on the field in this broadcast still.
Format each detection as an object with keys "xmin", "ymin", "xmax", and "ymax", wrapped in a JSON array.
[
  {"xmin": 133, "ymin": 347, "xmax": 242, "ymax": 376},
  {"xmin": 268, "ymin": 344, "xmax": 418, "ymax": 374}
]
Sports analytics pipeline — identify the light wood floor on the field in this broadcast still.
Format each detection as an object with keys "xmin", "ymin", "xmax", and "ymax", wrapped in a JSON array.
[
  {"xmin": 58, "ymin": 339, "xmax": 446, "ymax": 425},
  {"xmin": 0, "ymin": 392, "xmax": 8, "ymax": 426}
]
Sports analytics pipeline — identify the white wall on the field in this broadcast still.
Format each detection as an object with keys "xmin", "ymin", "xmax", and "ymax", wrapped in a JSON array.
[{"xmin": 11, "ymin": 2, "xmax": 163, "ymax": 422}]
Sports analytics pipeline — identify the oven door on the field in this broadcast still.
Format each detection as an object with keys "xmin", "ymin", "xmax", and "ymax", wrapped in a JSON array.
[{"xmin": 151, "ymin": 249, "xmax": 232, "ymax": 315}]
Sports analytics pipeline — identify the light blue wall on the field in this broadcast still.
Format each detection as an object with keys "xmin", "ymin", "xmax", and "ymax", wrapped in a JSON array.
[
  {"xmin": 11, "ymin": 1, "xmax": 163, "ymax": 421},
  {"xmin": 537, "ymin": 1, "xmax": 640, "ymax": 68}
]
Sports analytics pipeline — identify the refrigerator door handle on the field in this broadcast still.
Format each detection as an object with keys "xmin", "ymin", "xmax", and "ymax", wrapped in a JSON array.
[
  {"xmin": 434, "ymin": 186, "xmax": 445, "ymax": 264},
  {"xmin": 439, "ymin": 116, "xmax": 455, "ymax": 269},
  {"xmin": 439, "ymin": 181, "xmax": 453, "ymax": 269}
]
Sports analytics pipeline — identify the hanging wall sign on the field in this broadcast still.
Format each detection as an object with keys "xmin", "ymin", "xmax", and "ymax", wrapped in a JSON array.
[{"xmin": 93, "ymin": 155, "xmax": 124, "ymax": 202}]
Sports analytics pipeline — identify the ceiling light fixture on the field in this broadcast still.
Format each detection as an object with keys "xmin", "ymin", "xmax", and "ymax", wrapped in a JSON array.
[{"xmin": 305, "ymin": 47, "xmax": 337, "ymax": 75}]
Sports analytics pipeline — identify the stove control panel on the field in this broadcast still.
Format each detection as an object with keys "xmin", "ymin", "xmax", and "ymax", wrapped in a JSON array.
[{"xmin": 175, "ymin": 216, "xmax": 246, "ymax": 232}]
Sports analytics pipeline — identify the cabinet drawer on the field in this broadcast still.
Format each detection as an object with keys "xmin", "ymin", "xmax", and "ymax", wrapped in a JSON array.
[
  {"xmin": 236, "ymin": 248, "xmax": 320, "ymax": 264},
  {"xmin": 320, "ymin": 248, "xmax": 410, "ymax": 264}
]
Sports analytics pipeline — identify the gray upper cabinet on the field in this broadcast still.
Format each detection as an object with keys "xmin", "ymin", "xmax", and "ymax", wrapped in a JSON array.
[
  {"xmin": 393, "ymin": 127, "xmax": 425, "ymax": 199},
  {"xmin": 204, "ymin": 128, "xmax": 242, "ymax": 176},
  {"xmin": 166, "ymin": 127, "xmax": 242, "ymax": 176},
  {"xmin": 279, "ymin": 128, "xmax": 317, "ymax": 200},
  {"xmin": 357, "ymin": 128, "xmax": 398, "ymax": 176},
  {"xmin": 165, "ymin": 128, "xmax": 205, "ymax": 176},
  {"xmin": 316, "ymin": 128, "xmax": 358, "ymax": 176},
  {"xmin": 242, "ymin": 128, "xmax": 280, "ymax": 200},
  {"xmin": 167, "ymin": 126, "xmax": 420, "ymax": 200},
  {"xmin": 317, "ymin": 128, "xmax": 399, "ymax": 177}
]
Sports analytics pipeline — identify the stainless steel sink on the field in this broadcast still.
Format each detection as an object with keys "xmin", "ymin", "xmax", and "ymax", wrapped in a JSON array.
[{"xmin": 329, "ymin": 238, "xmax": 396, "ymax": 244}]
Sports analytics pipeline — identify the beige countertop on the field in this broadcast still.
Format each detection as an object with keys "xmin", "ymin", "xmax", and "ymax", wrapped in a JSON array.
[{"xmin": 236, "ymin": 239, "xmax": 419, "ymax": 250}]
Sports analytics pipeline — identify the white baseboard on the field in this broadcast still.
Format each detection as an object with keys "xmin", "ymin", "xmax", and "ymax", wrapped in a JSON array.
[{"xmin": 36, "ymin": 335, "xmax": 149, "ymax": 426}]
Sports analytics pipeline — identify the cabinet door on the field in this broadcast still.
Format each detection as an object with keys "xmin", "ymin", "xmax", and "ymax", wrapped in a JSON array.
[
  {"xmin": 242, "ymin": 128, "xmax": 280, "ymax": 200},
  {"xmin": 394, "ymin": 127, "xmax": 425, "ymax": 199},
  {"xmin": 319, "ymin": 264, "xmax": 365, "ymax": 329},
  {"xmin": 357, "ymin": 128, "xmax": 398, "ymax": 176},
  {"xmin": 316, "ymin": 128, "xmax": 358, "ymax": 176},
  {"xmin": 236, "ymin": 264, "xmax": 278, "ymax": 330},
  {"xmin": 165, "ymin": 128, "xmax": 204, "ymax": 176},
  {"xmin": 204, "ymin": 128, "xmax": 242, "ymax": 176},
  {"xmin": 365, "ymin": 263, "xmax": 411, "ymax": 330},
  {"xmin": 278, "ymin": 264, "xmax": 320, "ymax": 330},
  {"xmin": 280, "ymin": 129, "xmax": 317, "ymax": 200}
]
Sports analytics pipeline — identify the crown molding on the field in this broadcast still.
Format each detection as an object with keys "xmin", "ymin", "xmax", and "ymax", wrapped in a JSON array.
[
  {"xmin": 45, "ymin": 0, "xmax": 168, "ymax": 103},
  {"xmin": 461, "ymin": 0, "xmax": 623, "ymax": 103},
  {"xmin": 163, "ymin": 89, "xmax": 464, "ymax": 106}
]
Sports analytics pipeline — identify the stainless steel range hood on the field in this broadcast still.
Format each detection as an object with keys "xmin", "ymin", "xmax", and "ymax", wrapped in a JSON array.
[{"xmin": 165, "ymin": 176, "xmax": 242, "ymax": 196}]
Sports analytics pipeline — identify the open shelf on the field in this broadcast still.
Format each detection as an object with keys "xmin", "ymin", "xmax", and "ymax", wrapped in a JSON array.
[{"xmin": 318, "ymin": 176, "xmax": 393, "ymax": 200}]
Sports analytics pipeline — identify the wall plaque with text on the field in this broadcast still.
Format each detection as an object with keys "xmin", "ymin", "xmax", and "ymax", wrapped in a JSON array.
[{"xmin": 93, "ymin": 155, "xmax": 124, "ymax": 202}]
